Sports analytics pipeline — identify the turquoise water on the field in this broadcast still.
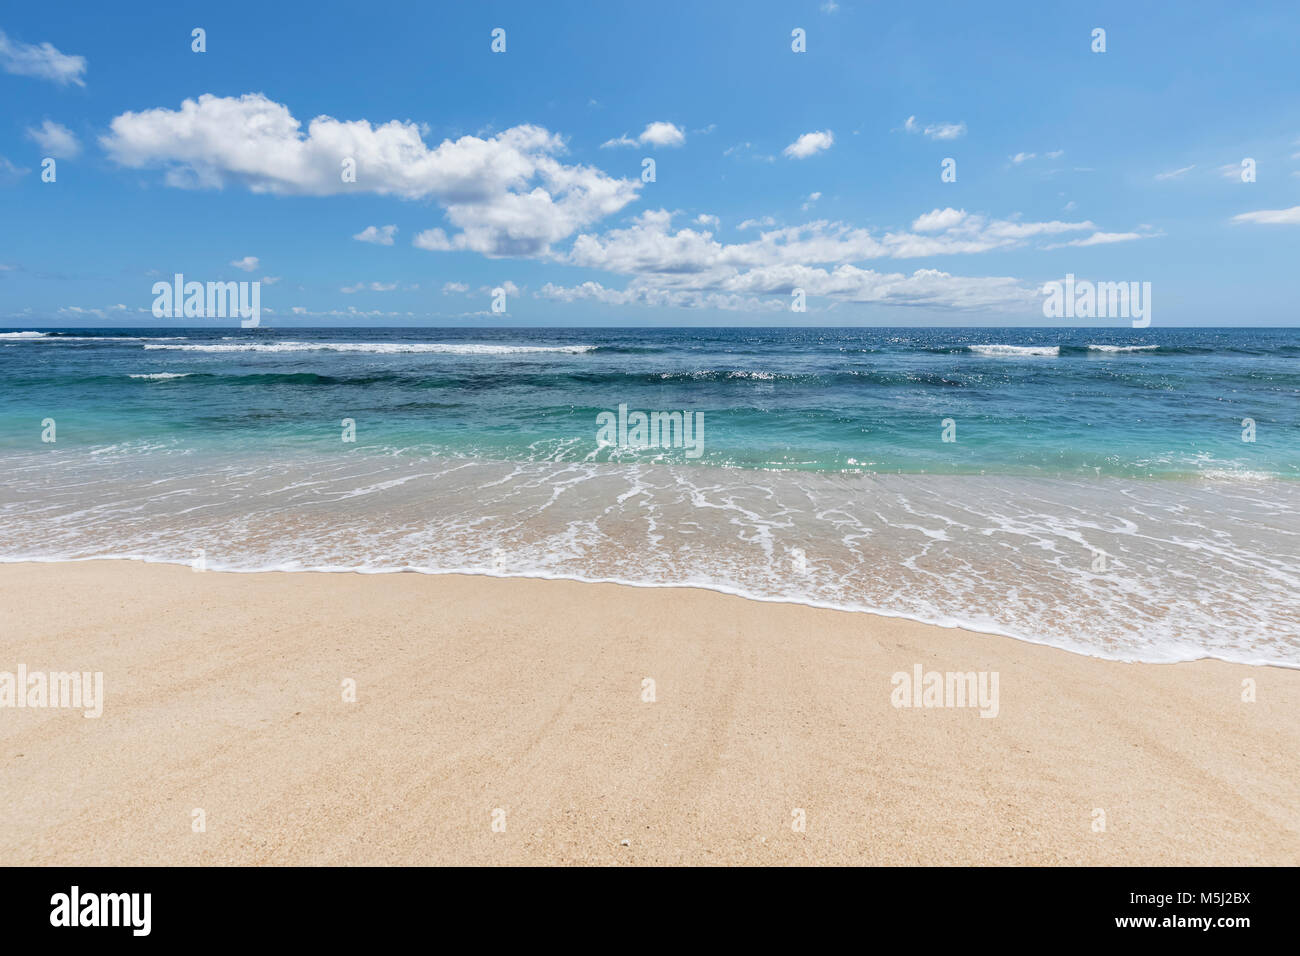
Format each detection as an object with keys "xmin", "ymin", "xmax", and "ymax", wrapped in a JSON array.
[
  {"xmin": 2, "ymin": 326, "xmax": 1296, "ymax": 478},
  {"xmin": 1, "ymin": 326, "xmax": 1297, "ymax": 665}
]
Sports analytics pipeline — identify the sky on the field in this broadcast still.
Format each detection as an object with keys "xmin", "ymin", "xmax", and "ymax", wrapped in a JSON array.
[{"xmin": 1, "ymin": 0, "xmax": 1298, "ymax": 328}]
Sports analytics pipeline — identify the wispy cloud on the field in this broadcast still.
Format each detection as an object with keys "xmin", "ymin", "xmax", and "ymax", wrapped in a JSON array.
[
  {"xmin": 1231, "ymin": 206, "xmax": 1300, "ymax": 225},
  {"xmin": 903, "ymin": 115, "xmax": 966, "ymax": 141},
  {"xmin": 1043, "ymin": 230, "xmax": 1158, "ymax": 249},
  {"xmin": 0, "ymin": 29, "xmax": 86, "ymax": 86},
  {"xmin": 1155, "ymin": 164, "xmax": 1195, "ymax": 180}
]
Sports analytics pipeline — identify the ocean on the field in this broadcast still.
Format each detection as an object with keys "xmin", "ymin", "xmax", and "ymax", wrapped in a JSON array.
[{"xmin": 2, "ymin": 326, "xmax": 1297, "ymax": 665}]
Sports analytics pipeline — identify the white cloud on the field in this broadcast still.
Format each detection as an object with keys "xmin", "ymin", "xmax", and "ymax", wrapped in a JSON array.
[
  {"xmin": 341, "ymin": 281, "xmax": 399, "ymax": 293},
  {"xmin": 102, "ymin": 93, "xmax": 640, "ymax": 258},
  {"xmin": 821, "ymin": 1, "xmax": 840, "ymax": 12},
  {"xmin": 1155, "ymin": 165, "xmax": 1195, "ymax": 180},
  {"xmin": 540, "ymin": 265, "xmax": 1037, "ymax": 312},
  {"xmin": 600, "ymin": 134, "xmax": 637, "ymax": 149},
  {"xmin": 695, "ymin": 214, "xmax": 720, "ymax": 231},
  {"xmin": 737, "ymin": 216, "xmax": 777, "ymax": 230},
  {"xmin": 567, "ymin": 208, "xmax": 1097, "ymax": 282},
  {"xmin": 353, "ymin": 224, "xmax": 398, "ymax": 245},
  {"xmin": 801, "ymin": 191, "xmax": 822, "ymax": 211},
  {"xmin": 441, "ymin": 281, "xmax": 470, "ymax": 294},
  {"xmin": 783, "ymin": 130, "xmax": 834, "ymax": 159},
  {"xmin": 552, "ymin": 207, "xmax": 1098, "ymax": 313},
  {"xmin": 0, "ymin": 29, "xmax": 86, "ymax": 86},
  {"xmin": 1043, "ymin": 231, "xmax": 1154, "ymax": 249},
  {"xmin": 229, "ymin": 256, "xmax": 259, "ymax": 272},
  {"xmin": 903, "ymin": 116, "xmax": 966, "ymax": 141},
  {"xmin": 1045, "ymin": 150, "xmax": 1065, "ymax": 159},
  {"xmin": 1010, "ymin": 152, "xmax": 1036, "ymax": 164},
  {"xmin": 1232, "ymin": 206, "xmax": 1300, "ymax": 225},
  {"xmin": 602, "ymin": 121, "xmax": 686, "ymax": 149},
  {"xmin": 911, "ymin": 207, "xmax": 966, "ymax": 232},
  {"xmin": 639, "ymin": 121, "xmax": 685, "ymax": 147},
  {"xmin": 25, "ymin": 120, "xmax": 80, "ymax": 157}
]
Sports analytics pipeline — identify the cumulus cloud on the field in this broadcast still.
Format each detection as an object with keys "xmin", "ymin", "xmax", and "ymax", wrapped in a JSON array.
[
  {"xmin": 1231, "ymin": 206, "xmax": 1300, "ymax": 224},
  {"xmin": 548, "ymin": 207, "xmax": 1100, "ymax": 313},
  {"xmin": 911, "ymin": 207, "xmax": 967, "ymax": 232},
  {"xmin": 601, "ymin": 121, "xmax": 686, "ymax": 149},
  {"xmin": 540, "ymin": 265, "xmax": 1037, "ymax": 312},
  {"xmin": 566, "ymin": 208, "xmax": 1098, "ymax": 281},
  {"xmin": 102, "ymin": 93, "xmax": 641, "ymax": 257},
  {"xmin": 341, "ymin": 281, "xmax": 398, "ymax": 293},
  {"xmin": 903, "ymin": 116, "xmax": 966, "ymax": 141},
  {"xmin": 783, "ymin": 130, "xmax": 834, "ymax": 159},
  {"xmin": 230, "ymin": 256, "xmax": 260, "ymax": 272},
  {"xmin": 354, "ymin": 224, "xmax": 397, "ymax": 245},
  {"xmin": 639, "ymin": 121, "xmax": 685, "ymax": 147},
  {"xmin": 0, "ymin": 29, "xmax": 86, "ymax": 86},
  {"xmin": 441, "ymin": 281, "xmax": 469, "ymax": 294},
  {"xmin": 26, "ymin": 120, "xmax": 80, "ymax": 157}
]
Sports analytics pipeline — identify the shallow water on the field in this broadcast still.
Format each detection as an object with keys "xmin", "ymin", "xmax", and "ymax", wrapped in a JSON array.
[{"xmin": 2, "ymin": 326, "xmax": 1297, "ymax": 664}]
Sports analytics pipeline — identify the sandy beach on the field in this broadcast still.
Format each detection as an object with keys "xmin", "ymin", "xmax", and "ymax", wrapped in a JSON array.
[{"xmin": 1, "ymin": 560, "xmax": 1296, "ymax": 866}]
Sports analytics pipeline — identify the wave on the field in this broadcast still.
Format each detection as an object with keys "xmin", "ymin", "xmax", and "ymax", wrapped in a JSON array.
[
  {"xmin": 128, "ymin": 372, "xmax": 191, "ymax": 380},
  {"xmin": 1, "ymin": 333, "xmax": 188, "ymax": 342},
  {"xmin": 141, "ymin": 342, "xmax": 597, "ymax": 354},
  {"xmin": 1086, "ymin": 344, "xmax": 1159, "ymax": 353},
  {"xmin": 968, "ymin": 344, "xmax": 1060, "ymax": 357}
]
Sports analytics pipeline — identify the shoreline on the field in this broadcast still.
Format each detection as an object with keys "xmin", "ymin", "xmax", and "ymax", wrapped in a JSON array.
[
  {"xmin": 2, "ymin": 560, "xmax": 1298, "ymax": 865},
  {"xmin": 2, "ymin": 553, "xmax": 1295, "ymax": 671}
]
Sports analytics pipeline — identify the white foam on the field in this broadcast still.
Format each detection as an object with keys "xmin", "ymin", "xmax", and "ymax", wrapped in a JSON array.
[
  {"xmin": 0, "ymin": 331, "xmax": 48, "ymax": 339},
  {"xmin": 1088, "ymin": 344, "xmax": 1158, "ymax": 353},
  {"xmin": 142, "ymin": 342, "xmax": 596, "ymax": 354},
  {"xmin": 969, "ymin": 344, "xmax": 1060, "ymax": 356},
  {"xmin": 128, "ymin": 372, "xmax": 191, "ymax": 380}
]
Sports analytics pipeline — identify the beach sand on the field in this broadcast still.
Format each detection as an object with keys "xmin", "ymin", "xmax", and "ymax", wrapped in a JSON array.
[{"xmin": 1, "ymin": 560, "xmax": 1296, "ymax": 866}]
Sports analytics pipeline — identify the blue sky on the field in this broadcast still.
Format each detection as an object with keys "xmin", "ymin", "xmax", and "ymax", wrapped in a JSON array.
[{"xmin": 2, "ymin": 0, "xmax": 1298, "ymax": 327}]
